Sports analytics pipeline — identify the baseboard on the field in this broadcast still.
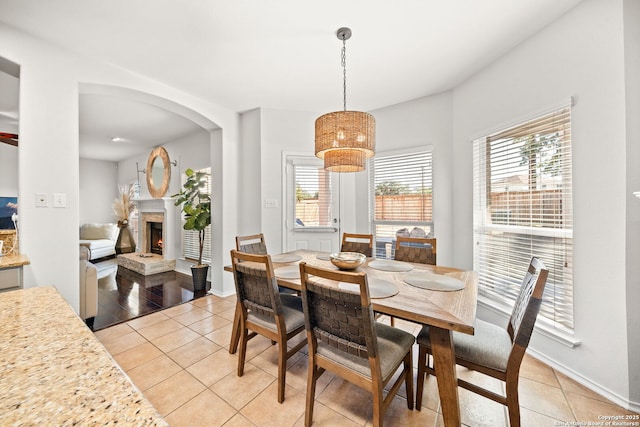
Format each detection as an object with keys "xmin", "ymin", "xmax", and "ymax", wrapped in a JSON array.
[
  {"xmin": 206, "ymin": 288, "xmax": 236, "ymax": 298},
  {"xmin": 527, "ymin": 348, "xmax": 640, "ymax": 413}
]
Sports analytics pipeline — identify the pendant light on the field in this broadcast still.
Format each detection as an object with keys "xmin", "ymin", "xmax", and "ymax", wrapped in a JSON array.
[{"xmin": 315, "ymin": 27, "xmax": 375, "ymax": 172}]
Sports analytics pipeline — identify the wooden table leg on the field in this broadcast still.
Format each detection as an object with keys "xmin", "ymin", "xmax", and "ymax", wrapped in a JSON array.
[
  {"xmin": 228, "ymin": 303, "xmax": 241, "ymax": 354},
  {"xmin": 430, "ymin": 327, "xmax": 461, "ymax": 427}
]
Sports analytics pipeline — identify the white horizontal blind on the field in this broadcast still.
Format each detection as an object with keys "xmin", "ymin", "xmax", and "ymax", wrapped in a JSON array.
[
  {"xmin": 473, "ymin": 107, "xmax": 574, "ymax": 332},
  {"xmin": 369, "ymin": 150, "xmax": 433, "ymax": 259},
  {"xmin": 183, "ymin": 167, "xmax": 212, "ymax": 262},
  {"xmin": 293, "ymin": 164, "xmax": 333, "ymax": 228}
]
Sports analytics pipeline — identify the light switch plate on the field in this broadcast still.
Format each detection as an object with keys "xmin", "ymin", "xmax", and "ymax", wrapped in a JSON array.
[
  {"xmin": 264, "ymin": 199, "xmax": 278, "ymax": 208},
  {"xmin": 35, "ymin": 193, "xmax": 48, "ymax": 207},
  {"xmin": 53, "ymin": 193, "xmax": 67, "ymax": 208}
]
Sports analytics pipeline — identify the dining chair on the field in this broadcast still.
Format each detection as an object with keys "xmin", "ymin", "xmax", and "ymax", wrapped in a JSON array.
[
  {"xmin": 299, "ymin": 262, "xmax": 415, "ymax": 427},
  {"xmin": 230, "ymin": 249, "xmax": 307, "ymax": 403},
  {"xmin": 388, "ymin": 236, "xmax": 437, "ymax": 327},
  {"xmin": 235, "ymin": 233, "xmax": 267, "ymax": 255},
  {"xmin": 415, "ymin": 257, "xmax": 549, "ymax": 427},
  {"xmin": 394, "ymin": 236, "xmax": 437, "ymax": 265},
  {"xmin": 340, "ymin": 232, "xmax": 374, "ymax": 257}
]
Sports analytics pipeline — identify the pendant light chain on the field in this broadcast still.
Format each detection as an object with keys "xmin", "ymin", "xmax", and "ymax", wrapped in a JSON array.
[
  {"xmin": 314, "ymin": 26, "xmax": 375, "ymax": 173},
  {"xmin": 341, "ymin": 36, "xmax": 347, "ymax": 112}
]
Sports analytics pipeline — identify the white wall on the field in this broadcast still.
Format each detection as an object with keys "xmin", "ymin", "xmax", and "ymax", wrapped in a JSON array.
[
  {"xmin": 256, "ymin": 108, "xmax": 323, "ymax": 254},
  {"xmin": 79, "ymin": 158, "xmax": 118, "ymax": 225},
  {"xmin": 117, "ymin": 130, "xmax": 210, "ymax": 199},
  {"xmin": 253, "ymin": 103, "xmax": 455, "ymax": 256},
  {"xmin": 117, "ymin": 129, "xmax": 210, "ymax": 276},
  {"xmin": 237, "ymin": 109, "xmax": 262, "ymax": 239},
  {"xmin": 452, "ymin": 0, "xmax": 635, "ymax": 409},
  {"xmin": 363, "ymin": 92, "xmax": 455, "ymax": 266},
  {"xmin": 0, "ymin": 23, "xmax": 239, "ymax": 310},
  {"xmin": 623, "ymin": 0, "xmax": 640, "ymax": 405},
  {"xmin": 0, "ymin": 144, "xmax": 18, "ymax": 197}
]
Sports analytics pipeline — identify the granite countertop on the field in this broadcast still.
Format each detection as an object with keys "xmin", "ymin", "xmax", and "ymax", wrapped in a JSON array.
[
  {"xmin": 0, "ymin": 286, "xmax": 168, "ymax": 426},
  {"xmin": 0, "ymin": 253, "xmax": 30, "ymax": 269}
]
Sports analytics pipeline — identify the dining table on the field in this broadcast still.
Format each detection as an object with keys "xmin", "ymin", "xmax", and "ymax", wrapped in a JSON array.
[{"xmin": 224, "ymin": 249, "xmax": 477, "ymax": 427}]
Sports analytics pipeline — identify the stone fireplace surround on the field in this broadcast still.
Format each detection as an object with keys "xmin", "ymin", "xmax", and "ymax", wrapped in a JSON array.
[
  {"xmin": 139, "ymin": 212, "xmax": 164, "ymax": 254},
  {"xmin": 116, "ymin": 198, "xmax": 178, "ymax": 276},
  {"xmin": 135, "ymin": 198, "xmax": 178, "ymax": 261}
]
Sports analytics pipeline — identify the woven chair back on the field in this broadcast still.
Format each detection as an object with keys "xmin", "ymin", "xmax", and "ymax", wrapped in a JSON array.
[
  {"xmin": 231, "ymin": 250, "xmax": 282, "ymax": 318},
  {"xmin": 340, "ymin": 233, "xmax": 373, "ymax": 257},
  {"xmin": 508, "ymin": 257, "xmax": 549, "ymax": 348},
  {"xmin": 394, "ymin": 236, "xmax": 436, "ymax": 265},
  {"xmin": 299, "ymin": 263, "xmax": 378, "ymax": 359},
  {"xmin": 236, "ymin": 233, "xmax": 267, "ymax": 255}
]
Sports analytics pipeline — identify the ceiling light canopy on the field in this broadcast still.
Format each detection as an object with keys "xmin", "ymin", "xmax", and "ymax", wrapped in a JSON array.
[{"xmin": 315, "ymin": 27, "xmax": 375, "ymax": 173}]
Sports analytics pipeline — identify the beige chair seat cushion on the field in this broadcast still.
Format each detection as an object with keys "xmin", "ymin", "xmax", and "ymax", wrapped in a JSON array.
[
  {"xmin": 317, "ymin": 323, "xmax": 415, "ymax": 380},
  {"xmin": 247, "ymin": 293, "xmax": 305, "ymax": 332},
  {"xmin": 417, "ymin": 319, "xmax": 512, "ymax": 372}
]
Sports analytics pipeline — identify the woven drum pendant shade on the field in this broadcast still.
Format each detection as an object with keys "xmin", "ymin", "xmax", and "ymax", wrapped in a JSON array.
[{"xmin": 315, "ymin": 110, "xmax": 376, "ymax": 172}]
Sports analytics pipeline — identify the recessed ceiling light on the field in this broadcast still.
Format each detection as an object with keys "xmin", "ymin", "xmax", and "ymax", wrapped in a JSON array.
[{"xmin": 111, "ymin": 136, "xmax": 125, "ymax": 143}]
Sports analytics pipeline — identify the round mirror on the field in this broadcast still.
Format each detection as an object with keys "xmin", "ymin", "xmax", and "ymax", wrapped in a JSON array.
[{"xmin": 146, "ymin": 146, "xmax": 171, "ymax": 198}]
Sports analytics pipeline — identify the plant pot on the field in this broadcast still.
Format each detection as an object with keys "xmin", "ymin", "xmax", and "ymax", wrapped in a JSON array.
[
  {"xmin": 116, "ymin": 222, "xmax": 136, "ymax": 254},
  {"xmin": 191, "ymin": 264, "xmax": 210, "ymax": 292}
]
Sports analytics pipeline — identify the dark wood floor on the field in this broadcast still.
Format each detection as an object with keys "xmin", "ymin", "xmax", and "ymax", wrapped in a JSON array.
[{"xmin": 90, "ymin": 257, "xmax": 209, "ymax": 331}]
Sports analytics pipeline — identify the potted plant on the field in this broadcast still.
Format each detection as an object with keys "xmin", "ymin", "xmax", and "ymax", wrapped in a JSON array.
[
  {"xmin": 113, "ymin": 184, "xmax": 136, "ymax": 254},
  {"xmin": 173, "ymin": 168, "xmax": 211, "ymax": 291}
]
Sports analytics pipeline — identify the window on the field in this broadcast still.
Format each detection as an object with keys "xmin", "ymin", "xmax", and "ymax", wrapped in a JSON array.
[
  {"xmin": 182, "ymin": 167, "xmax": 211, "ymax": 262},
  {"xmin": 473, "ymin": 106, "xmax": 574, "ymax": 332},
  {"xmin": 369, "ymin": 149, "xmax": 433, "ymax": 259},
  {"xmin": 292, "ymin": 162, "xmax": 334, "ymax": 229}
]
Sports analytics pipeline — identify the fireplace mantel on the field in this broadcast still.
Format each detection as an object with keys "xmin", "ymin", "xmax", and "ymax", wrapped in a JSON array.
[{"xmin": 135, "ymin": 197, "xmax": 178, "ymax": 261}]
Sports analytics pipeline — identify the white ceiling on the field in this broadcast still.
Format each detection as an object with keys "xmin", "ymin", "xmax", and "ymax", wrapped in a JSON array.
[{"xmin": 0, "ymin": 0, "xmax": 583, "ymax": 161}]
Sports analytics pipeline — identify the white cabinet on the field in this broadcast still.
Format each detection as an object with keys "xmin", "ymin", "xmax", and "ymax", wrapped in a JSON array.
[{"xmin": 0, "ymin": 266, "xmax": 22, "ymax": 292}]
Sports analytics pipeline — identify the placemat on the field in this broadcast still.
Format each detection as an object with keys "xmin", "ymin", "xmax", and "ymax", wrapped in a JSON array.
[
  {"xmin": 338, "ymin": 278, "xmax": 399, "ymax": 298},
  {"xmin": 403, "ymin": 272, "xmax": 465, "ymax": 291},
  {"xmin": 274, "ymin": 266, "xmax": 300, "ymax": 279},
  {"xmin": 271, "ymin": 253, "xmax": 303, "ymax": 263},
  {"xmin": 315, "ymin": 253, "xmax": 331, "ymax": 261},
  {"xmin": 368, "ymin": 259, "xmax": 414, "ymax": 272}
]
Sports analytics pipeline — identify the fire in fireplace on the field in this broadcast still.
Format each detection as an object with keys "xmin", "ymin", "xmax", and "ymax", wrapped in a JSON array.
[{"xmin": 149, "ymin": 222, "xmax": 163, "ymax": 255}]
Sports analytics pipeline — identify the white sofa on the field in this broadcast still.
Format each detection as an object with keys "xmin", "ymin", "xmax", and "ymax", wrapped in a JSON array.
[
  {"xmin": 79, "ymin": 245, "xmax": 98, "ymax": 323},
  {"xmin": 79, "ymin": 223, "xmax": 118, "ymax": 261}
]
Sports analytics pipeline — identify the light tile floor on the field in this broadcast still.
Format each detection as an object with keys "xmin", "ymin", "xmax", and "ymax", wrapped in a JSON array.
[{"xmin": 95, "ymin": 294, "xmax": 638, "ymax": 427}]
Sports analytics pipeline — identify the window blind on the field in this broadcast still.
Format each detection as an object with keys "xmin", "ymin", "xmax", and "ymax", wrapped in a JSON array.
[
  {"xmin": 473, "ymin": 106, "xmax": 574, "ymax": 332},
  {"xmin": 182, "ymin": 167, "xmax": 212, "ymax": 262},
  {"xmin": 293, "ymin": 164, "xmax": 333, "ymax": 228},
  {"xmin": 369, "ymin": 150, "xmax": 433, "ymax": 259}
]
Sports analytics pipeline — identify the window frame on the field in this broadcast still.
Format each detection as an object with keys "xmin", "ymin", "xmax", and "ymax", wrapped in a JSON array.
[
  {"xmin": 472, "ymin": 104, "xmax": 575, "ymax": 338},
  {"xmin": 369, "ymin": 147, "xmax": 434, "ymax": 259},
  {"xmin": 181, "ymin": 167, "xmax": 212, "ymax": 263},
  {"xmin": 288, "ymin": 156, "xmax": 337, "ymax": 233}
]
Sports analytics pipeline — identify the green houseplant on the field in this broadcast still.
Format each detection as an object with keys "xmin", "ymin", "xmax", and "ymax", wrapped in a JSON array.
[{"xmin": 173, "ymin": 168, "xmax": 211, "ymax": 291}]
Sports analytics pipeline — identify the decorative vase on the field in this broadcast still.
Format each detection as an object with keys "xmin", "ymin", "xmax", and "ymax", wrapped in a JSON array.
[
  {"xmin": 116, "ymin": 220, "xmax": 136, "ymax": 254},
  {"xmin": 191, "ymin": 264, "xmax": 210, "ymax": 292}
]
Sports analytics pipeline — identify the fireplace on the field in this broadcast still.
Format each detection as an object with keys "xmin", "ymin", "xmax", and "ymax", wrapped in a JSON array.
[
  {"xmin": 139, "ymin": 212, "xmax": 164, "ymax": 254},
  {"xmin": 149, "ymin": 222, "xmax": 163, "ymax": 255},
  {"xmin": 135, "ymin": 198, "xmax": 177, "ymax": 261}
]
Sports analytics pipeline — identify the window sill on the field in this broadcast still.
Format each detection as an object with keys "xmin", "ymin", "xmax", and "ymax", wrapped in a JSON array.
[{"xmin": 477, "ymin": 295, "xmax": 581, "ymax": 348}]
